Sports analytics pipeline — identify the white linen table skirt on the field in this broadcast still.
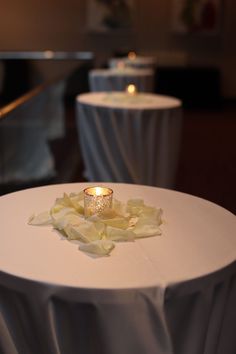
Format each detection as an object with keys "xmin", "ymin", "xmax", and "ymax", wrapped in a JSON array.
[
  {"xmin": 0, "ymin": 183, "xmax": 236, "ymax": 354},
  {"xmin": 76, "ymin": 92, "xmax": 182, "ymax": 188}
]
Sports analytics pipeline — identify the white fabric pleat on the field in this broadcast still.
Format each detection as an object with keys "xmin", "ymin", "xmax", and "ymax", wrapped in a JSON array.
[
  {"xmin": 0, "ymin": 263, "xmax": 236, "ymax": 354},
  {"xmin": 77, "ymin": 102, "xmax": 182, "ymax": 188}
]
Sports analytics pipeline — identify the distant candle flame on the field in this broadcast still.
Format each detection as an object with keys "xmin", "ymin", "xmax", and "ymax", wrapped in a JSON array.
[
  {"xmin": 126, "ymin": 84, "xmax": 137, "ymax": 95},
  {"xmin": 128, "ymin": 51, "xmax": 136, "ymax": 60},
  {"xmin": 44, "ymin": 50, "xmax": 54, "ymax": 59}
]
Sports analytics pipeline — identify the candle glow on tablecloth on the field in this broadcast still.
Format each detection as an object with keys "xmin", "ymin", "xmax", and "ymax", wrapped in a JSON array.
[
  {"xmin": 117, "ymin": 60, "xmax": 125, "ymax": 69},
  {"xmin": 84, "ymin": 186, "xmax": 113, "ymax": 217}
]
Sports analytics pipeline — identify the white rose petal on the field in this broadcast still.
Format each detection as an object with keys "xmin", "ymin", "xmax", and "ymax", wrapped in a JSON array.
[
  {"xmin": 28, "ymin": 211, "xmax": 52, "ymax": 226},
  {"xmin": 65, "ymin": 222, "xmax": 102, "ymax": 243},
  {"xmin": 51, "ymin": 207, "xmax": 76, "ymax": 221},
  {"xmin": 53, "ymin": 214, "xmax": 82, "ymax": 230},
  {"xmin": 28, "ymin": 190, "xmax": 164, "ymax": 257},
  {"xmin": 102, "ymin": 217, "xmax": 129, "ymax": 229},
  {"xmin": 79, "ymin": 240, "xmax": 115, "ymax": 256},
  {"xmin": 106, "ymin": 226, "xmax": 135, "ymax": 242},
  {"xmin": 133, "ymin": 222, "xmax": 162, "ymax": 238}
]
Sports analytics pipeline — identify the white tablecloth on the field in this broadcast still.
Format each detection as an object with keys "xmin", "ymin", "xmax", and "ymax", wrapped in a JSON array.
[
  {"xmin": 0, "ymin": 182, "xmax": 236, "ymax": 354},
  {"xmin": 76, "ymin": 92, "xmax": 182, "ymax": 188},
  {"xmin": 89, "ymin": 68, "xmax": 154, "ymax": 92},
  {"xmin": 109, "ymin": 56, "xmax": 157, "ymax": 70}
]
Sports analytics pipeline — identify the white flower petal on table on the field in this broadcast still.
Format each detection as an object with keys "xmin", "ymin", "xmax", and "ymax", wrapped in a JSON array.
[
  {"xmin": 63, "ymin": 225, "xmax": 82, "ymax": 241},
  {"xmin": 106, "ymin": 226, "xmax": 135, "ymax": 242},
  {"xmin": 86, "ymin": 215, "xmax": 101, "ymax": 223},
  {"xmin": 50, "ymin": 203, "xmax": 64, "ymax": 214},
  {"xmin": 93, "ymin": 221, "xmax": 106, "ymax": 236},
  {"xmin": 53, "ymin": 213, "xmax": 82, "ymax": 230},
  {"xmin": 133, "ymin": 221, "xmax": 162, "ymax": 238},
  {"xmin": 128, "ymin": 216, "xmax": 138, "ymax": 228},
  {"xmin": 113, "ymin": 199, "xmax": 128, "ymax": 217},
  {"xmin": 127, "ymin": 199, "xmax": 145, "ymax": 207},
  {"xmin": 126, "ymin": 199, "xmax": 145, "ymax": 217},
  {"xmin": 102, "ymin": 217, "xmax": 129, "ymax": 229},
  {"xmin": 64, "ymin": 222, "xmax": 102, "ymax": 243},
  {"xmin": 51, "ymin": 207, "xmax": 77, "ymax": 221},
  {"xmin": 70, "ymin": 191, "xmax": 84, "ymax": 201},
  {"xmin": 28, "ymin": 211, "xmax": 52, "ymax": 226},
  {"xmin": 79, "ymin": 240, "xmax": 115, "ymax": 256},
  {"xmin": 139, "ymin": 208, "xmax": 163, "ymax": 226},
  {"xmin": 64, "ymin": 192, "xmax": 84, "ymax": 214},
  {"xmin": 78, "ymin": 222, "xmax": 103, "ymax": 241},
  {"xmin": 54, "ymin": 193, "xmax": 84, "ymax": 214},
  {"xmin": 64, "ymin": 224, "xmax": 85, "ymax": 241}
]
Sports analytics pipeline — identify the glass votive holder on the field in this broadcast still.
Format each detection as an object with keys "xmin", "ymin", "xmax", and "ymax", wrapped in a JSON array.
[{"xmin": 84, "ymin": 186, "xmax": 113, "ymax": 217}]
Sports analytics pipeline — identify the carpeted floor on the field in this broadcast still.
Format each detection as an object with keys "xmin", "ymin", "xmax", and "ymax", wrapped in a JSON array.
[{"xmin": 175, "ymin": 103, "xmax": 236, "ymax": 214}]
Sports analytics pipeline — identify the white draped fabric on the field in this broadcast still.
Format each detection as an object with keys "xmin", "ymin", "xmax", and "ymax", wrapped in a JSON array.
[
  {"xmin": 89, "ymin": 68, "xmax": 154, "ymax": 93},
  {"xmin": 0, "ymin": 183, "xmax": 236, "ymax": 354},
  {"xmin": 0, "ymin": 94, "xmax": 56, "ymax": 184},
  {"xmin": 76, "ymin": 92, "xmax": 182, "ymax": 188}
]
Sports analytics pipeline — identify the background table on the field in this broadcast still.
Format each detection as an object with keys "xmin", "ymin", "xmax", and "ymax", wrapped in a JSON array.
[
  {"xmin": 109, "ymin": 56, "xmax": 157, "ymax": 70},
  {"xmin": 0, "ymin": 182, "xmax": 236, "ymax": 354},
  {"xmin": 76, "ymin": 92, "xmax": 182, "ymax": 188},
  {"xmin": 89, "ymin": 68, "xmax": 154, "ymax": 92}
]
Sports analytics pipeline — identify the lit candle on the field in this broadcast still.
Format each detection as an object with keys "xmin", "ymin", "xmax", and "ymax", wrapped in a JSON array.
[
  {"xmin": 126, "ymin": 84, "xmax": 137, "ymax": 95},
  {"xmin": 84, "ymin": 186, "xmax": 113, "ymax": 217},
  {"xmin": 128, "ymin": 51, "xmax": 136, "ymax": 60}
]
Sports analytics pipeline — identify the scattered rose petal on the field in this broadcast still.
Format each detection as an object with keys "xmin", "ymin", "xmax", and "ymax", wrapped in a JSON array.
[
  {"xmin": 106, "ymin": 226, "xmax": 135, "ymax": 242},
  {"xmin": 28, "ymin": 211, "xmax": 52, "ymax": 225},
  {"xmin": 28, "ymin": 191, "xmax": 163, "ymax": 257},
  {"xmin": 79, "ymin": 240, "xmax": 115, "ymax": 256}
]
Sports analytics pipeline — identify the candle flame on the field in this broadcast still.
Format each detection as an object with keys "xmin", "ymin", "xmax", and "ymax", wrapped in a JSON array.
[
  {"xmin": 126, "ymin": 84, "xmax": 137, "ymax": 95},
  {"xmin": 84, "ymin": 186, "xmax": 113, "ymax": 197},
  {"xmin": 128, "ymin": 51, "xmax": 136, "ymax": 60},
  {"xmin": 94, "ymin": 187, "xmax": 103, "ymax": 196}
]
